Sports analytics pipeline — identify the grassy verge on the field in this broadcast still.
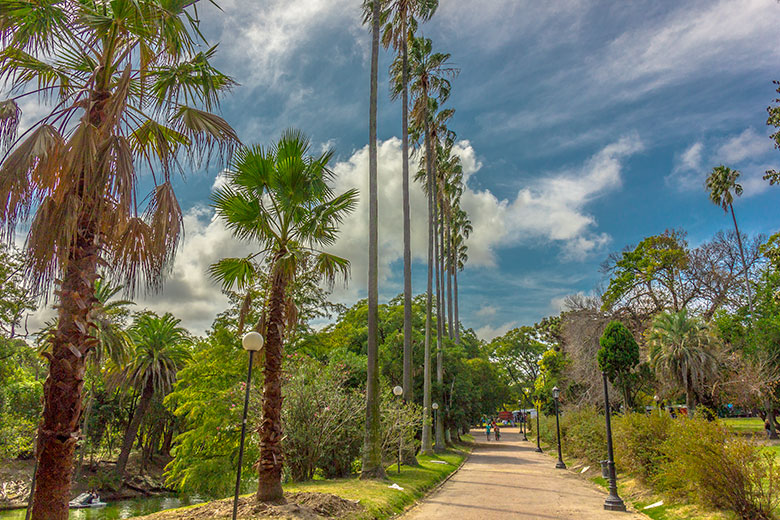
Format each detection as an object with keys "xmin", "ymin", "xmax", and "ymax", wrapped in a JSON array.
[
  {"xmin": 722, "ymin": 417, "xmax": 764, "ymax": 435},
  {"xmin": 135, "ymin": 437, "xmax": 472, "ymax": 520}
]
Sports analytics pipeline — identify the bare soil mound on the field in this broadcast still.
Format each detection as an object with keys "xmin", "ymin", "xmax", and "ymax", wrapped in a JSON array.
[{"xmin": 135, "ymin": 492, "xmax": 365, "ymax": 520}]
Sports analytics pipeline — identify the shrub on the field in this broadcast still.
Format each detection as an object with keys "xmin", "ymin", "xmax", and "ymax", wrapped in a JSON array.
[
  {"xmin": 536, "ymin": 406, "xmax": 606, "ymax": 463},
  {"xmin": 613, "ymin": 412, "xmax": 673, "ymax": 482},
  {"xmin": 655, "ymin": 418, "xmax": 780, "ymax": 520}
]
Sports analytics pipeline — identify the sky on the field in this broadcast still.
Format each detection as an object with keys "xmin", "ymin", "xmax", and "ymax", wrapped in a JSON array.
[{"xmin": 18, "ymin": 0, "xmax": 780, "ymax": 339}]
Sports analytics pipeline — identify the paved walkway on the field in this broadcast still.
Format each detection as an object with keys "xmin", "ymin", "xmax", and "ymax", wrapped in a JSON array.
[{"xmin": 402, "ymin": 428, "xmax": 646, "ymax": 520}]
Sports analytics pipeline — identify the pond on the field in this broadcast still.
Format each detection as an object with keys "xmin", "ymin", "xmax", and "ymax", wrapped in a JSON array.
[{"xmin": 0, "ymin": 495, "xmax": 204, "ymax": 520}]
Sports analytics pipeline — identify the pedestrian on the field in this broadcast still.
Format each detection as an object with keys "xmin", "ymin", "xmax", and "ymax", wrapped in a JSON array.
[
  {"xmin": 494, "ymin": 423, "xmax": 501, "ymax": 441},
  {"xmin": 485, "ymin": 421, "xmax": 492, "ymax": 441},
  {"xmin": 766, "ymin": 419, "xmax": 772, "ymax": 439}
]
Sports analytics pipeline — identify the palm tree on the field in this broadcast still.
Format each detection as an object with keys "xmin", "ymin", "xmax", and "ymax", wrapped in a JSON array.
[
  {"xmin": 382, "ymin": 0, "xmax": 438, "ymax": 408},
  {"xmin": 400, "ymin": 41, "xmax": 456, "ymax": 453},
  {"xmin": 706, "ymin": 166, "xmax": 753, "ymax": 316},
  {"xmin": 361, "ymin": 0, "xmax": 385, "ymax": 480},
  {"xmin": 451, "ymin": 208, "xmax": 472, "ymax": 344},
  {"xmin": 0, "ymin": 4, "xmax": 237, "ymax": 515},
  {"xmin": 210, "ymin": 131, "xmax": 358, "ymax": 500},
  {"xmin": 115, "ymin": 312, "xmax": 189, "ymax": 479},
  {"xmin": 647, "ymin": 309, "xmax": 719, "ymax": 416}
]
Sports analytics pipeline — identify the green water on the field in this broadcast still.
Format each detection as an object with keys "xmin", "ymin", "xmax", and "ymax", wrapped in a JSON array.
[{"xmin": 0, "ymin": 495, "xmax": 203, "ymax": 519}]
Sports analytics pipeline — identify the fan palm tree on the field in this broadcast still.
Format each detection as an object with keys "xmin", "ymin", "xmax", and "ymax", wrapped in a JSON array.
[
  {"xmin": 0, "ymin": 2, "xmax": 237, "ymax": 515},
  {"xmin": 647, "ymin": 309, "xmax": 719, "ymax": 416},
  {"xmin": 361, "ymin": 0, "xmax": 385, "ymax": 480},
  {"xmin": 382, "ymin": 0, "xmax": 439, "ymax": 407},
  {"xmin": 115, "ymin": 312, "xmax": 190, "ymax": 479},
  {"xmin": 706, "ymin": 166, "xmax": 753, "ymax": 316},
  {"xmin": 451, "ymin": 208, "xmax": 472, "ymax": 344},
  {"xmin": 210, "ymin": 130, "xmax": 358, "ymax": 499}
]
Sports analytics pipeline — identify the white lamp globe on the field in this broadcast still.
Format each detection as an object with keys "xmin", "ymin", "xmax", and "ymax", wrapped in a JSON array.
[
  {"xmin": 242, "ymin": 332, "xmax": 264, "ymax": 352},
  {"xmin": 392, "ymin": 385, "xmax": 403, "ymax": 396},
  {"xmin": 552, "ymin": 386, "xmax": 560, "ymax": 399},
  {"xmin": 432, "ymin": 402, "xmax": 439, "ymax": 410}
]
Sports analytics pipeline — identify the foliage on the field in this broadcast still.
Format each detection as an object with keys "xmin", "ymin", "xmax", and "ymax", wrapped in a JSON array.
[
  {"xmin": 598, "ymin": 321, "xmax": 640, "ymax": 409},
  {"xmin": 488, "ymin": 326, "xmax": 545, "ymax": 401},
  {"xmin": 764, "ymin": 80, "xmax": 780, "ymax": 185},
  {"xmin": 0, "ymin": 338, "xmax": 43, "ymax": 458},
  {"xmin": 0, "ymin": 242, "xmax": 35, "ymax": 338},
  {"xmin": 534, "ymin": 348, "xmax": 569, "ymax": 413},
  {"xmin": 613, "ymin": 412, "xmax": 673, "ymax": 482},
  {"xmin": 282, "ymin": 355, "xmax": 364, "ymax": 481}
]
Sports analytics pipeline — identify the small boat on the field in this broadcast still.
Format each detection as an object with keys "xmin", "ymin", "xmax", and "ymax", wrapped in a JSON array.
[{"xmin": 69, "ymin": 492, "xmax": 107, "ymax": 509}]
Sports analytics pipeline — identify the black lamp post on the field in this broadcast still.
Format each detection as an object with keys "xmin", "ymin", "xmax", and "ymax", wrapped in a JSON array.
[
  {"xmin": 535, "ymin": 400, "xmax": 543, "ymax": 453},
  {"xmin": 552, "ymin": 386, "xmax": 566, "ymax": 469},
  {"xmin": 393, "ymin": 385, "xmax": 404, "ymax": 474},
  {"xmin": 519, "ymin": 399, "xmax": 528, "ymax": 441},
  {"xmin": 233, "ymin": 332, "xmax": 264, "ymax": 520},
  {"xmin": 601, "ymin": 372, "xmax": 626, "ymax": 511}
]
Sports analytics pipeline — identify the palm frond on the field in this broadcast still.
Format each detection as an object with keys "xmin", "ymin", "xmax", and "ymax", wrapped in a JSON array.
[
  {"xmin": 170, "ymin": 105, "xmax": 239, "ymax": 167},
  {"xmin": 208, "ymin": 256, "xmax": 259, "ymax": 292}
]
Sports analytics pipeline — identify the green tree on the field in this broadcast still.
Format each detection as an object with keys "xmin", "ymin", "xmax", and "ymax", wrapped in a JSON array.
[
  {"xmin": 0, "ymin": 2, "xmax": 237, "ymax": 515},
  {"xmin": 115, "ymin": 312, "xmax": 190, "ymax": 479},
  {"xmin": 382, "ymin": 0, "xmax": 438, "ymax": 405},
  {"xmin": 0, "ymin": 242, "xmax": 35, "ymax": 338},
  {"xmin": 647, "ymin": 309, "xmax": 719, "ymax": 416},
  {"xmin": 489, "ymin": 326, "xmax": 545, "ymax": 404},
  {"xmin": 210, "ymin": 131, "xmax": 357, "ymax": 500},
  {"xmin": 706, "ymin": 166, "xmax": 753, "ymax": 316},
  {"xmin": 597, "ymin": 321, "xmax": 640, "ymax": 411},
  {"xmin": 764, "ymin": 80, "xmax": 780, "ymax": 186}
]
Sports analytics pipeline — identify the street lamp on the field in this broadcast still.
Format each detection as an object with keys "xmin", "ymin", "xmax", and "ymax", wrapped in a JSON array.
[
  {"xmin": 552, "ymin": 386, "xmax": 566, "ymax": 469},
  {"xmin": 654, "ymin": 394, "xmax": 661, "ymax": 416},
  {"xmin": 393, "ymin": 385, "xmax": 404, "ymax": 474},
  {"xmin": 601, "ymin": 372, "xmax": 626, "ymax": 511},
  {"xmin": 432, "ymin": 402, "xmax": 439, "ymax": 449},
  {"xmin": 519, "ymin": 399, "xmax": 528, "ymax": 441},
  {"xmin": 534, "ymin": 400, "xmax": 543, "ymax": 453},
  {"xmin": 233, "ymin": 332, "xmax": 264, "ymax": 520}
]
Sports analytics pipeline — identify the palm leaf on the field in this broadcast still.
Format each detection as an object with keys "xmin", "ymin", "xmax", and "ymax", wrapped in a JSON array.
[{"xmin": 208, "ymin": 256, "xmax": 259, "ymax": 292}]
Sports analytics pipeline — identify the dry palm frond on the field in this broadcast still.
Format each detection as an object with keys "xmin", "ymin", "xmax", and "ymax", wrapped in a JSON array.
[
  {"xmin": 144, "ymin": 180, "xmax": 183, "ymax": 277},
  {"xmin": 0, "ymin": 99, "xmax": 20, "ymax": 151}
]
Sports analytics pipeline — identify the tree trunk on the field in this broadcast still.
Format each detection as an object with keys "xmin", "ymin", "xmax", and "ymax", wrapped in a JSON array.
[
  {"xmin": 115, "ymin": 378, "xmax": 154, "ymax": 480},
  {"xmin": 446, "ymin": 222, "xmax": 454, "ymax": 341},
  {"xmin": 433, "ymin": 158, "xmax": 444, "ymax": 453},
  {"xmin": 729, "ymin": 203, "xmax": 754, "ymax": 316},
  {"xmin": 421, "ymin": 109, "xmax": 433, "ymax": 456},
  {"xmin": 400, "ymin": 12, "xmax": 413, "ymax": 406},
  {"xmin": 685, "ymin": 388, "xmax": 695, "ymax": 418},
  {"xmin": 360, "ymin": 0, "xmax": 385, "ymax": 481},
  {"xmin": 73, "ymin": 387, "xmax": 95, "ymax": 482},
  {"xmin": 256, "ymin": 253, "xmax": 289, "ymax": 501},
  {"xmin": 453, "ymin": 265, "xmax": 460, "ymax": 344},
  {"xmin": 31, "ymin": 216, "xmax": 98, "ymax": 520}
]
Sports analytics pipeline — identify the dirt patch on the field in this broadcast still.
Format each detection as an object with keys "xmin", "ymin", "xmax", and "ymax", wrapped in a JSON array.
[{"xmin": 135, "ymin": 492, "xmax": 365, "ymax": 520}]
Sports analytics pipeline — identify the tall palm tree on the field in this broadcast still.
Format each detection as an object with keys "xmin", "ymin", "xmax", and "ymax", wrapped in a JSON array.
[
  {"xmin": 647, "ymin": 309, "xmax": 719, "ymax": 416},
  {"xmin": 451, "ymin": 208, "xmax": 471, "ymax": 344},
  {"xmin": 706, "ymin": 166, "xmax": 753, "ymax": 316},
  {"xmin": 361, "ymin": 0, "xmax": 385, "ymax": 480},
  {"xmin": 210, "ymin": 131, "xmax": 357, "ymax": 500},
  {"xmin": 115, "ymin": 312, "xmax": 189, "ymax": 479},
  {"xmin": 383, "ymin": 0, "xmax": 438, "ymax": 407},
  {"xmin": 0, "ymin": 3, "xmax": 237, "ymax": 516},
  {"xmin": 400, "ymin": 42, "xmax": 456, "ymax": 453}
]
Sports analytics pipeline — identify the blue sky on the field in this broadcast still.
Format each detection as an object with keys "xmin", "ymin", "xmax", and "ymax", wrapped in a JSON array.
[{"xmin": 27, "ymin": 0, "xmax": 778, "ymax": 338}]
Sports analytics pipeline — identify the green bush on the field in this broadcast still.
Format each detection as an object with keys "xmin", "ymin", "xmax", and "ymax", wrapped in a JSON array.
[
  {"xmin": 654, "ymin": 418, "xmax": 780, "ymax": 520},
  {"xmin": 613, "ymin": 412, "xmax": 672, "ymax": 482},
  {"xmin": 536, "ymin": 406, "xmax": 606, "ymax": 463}
]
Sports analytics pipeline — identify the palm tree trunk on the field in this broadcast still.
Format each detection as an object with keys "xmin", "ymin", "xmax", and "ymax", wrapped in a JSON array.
[
  {"xmin": 73, "ymin": 388, "xmax": 95, "ymax": 482},
  {"xmin": 31, "ymin": 215, "xmax": 98, "ymax": 520},
  {"xmin": 257, "ymin": 253, "xmax": 289, "ymax": 501},
  {"xmin": 401, "ymin": 12, "xmax": 413, "ymax": 406},
  {"xmin": 453, "ymin": 265, "xmax": 460, "ymax": 344},
  {"xmin": 433, "ymin": 167, "xmax": 444, "ymax": 453},
  {"xmin": 685, "ymin": 388, "xmax": 695, "ymax": 418},
  {"xmin": 360, "ymin": 0, "xmax": 385, "ymax": 480},
  {"xmin": 116, "ymin": 378, "xmax": 154, "ymax": 480},
  {"xmin": 446, "ymin": 221, "xmax": 454, "ymax": 340},
  {"xmin": 421, "ymin": 116, "xmax": 434, "ymax": 456},
  {"xmin": 729, "ymin": 203, "xmax": 754, "ymax": 316}
]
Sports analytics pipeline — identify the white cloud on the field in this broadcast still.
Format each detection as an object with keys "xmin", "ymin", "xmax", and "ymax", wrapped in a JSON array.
[
  {"xmin": 475, "ymin": 321, "xmax": 517, "ymax": 342},
  {"xmin": 715, "ymin": 128, "xmax": 771, "ymax": 164},
  {"xmin": 475, "ymin": 305, "xmax": 498, "ymax": 319}
]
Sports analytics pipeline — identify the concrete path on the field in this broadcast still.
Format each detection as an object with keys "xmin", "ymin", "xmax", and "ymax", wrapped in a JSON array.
[{"xmin": 402, "ymin": 428, "xmax": 646, "ymax": 520}]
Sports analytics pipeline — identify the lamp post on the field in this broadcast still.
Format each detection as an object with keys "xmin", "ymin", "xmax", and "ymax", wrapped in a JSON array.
[
  {"xmin": 535, "ymin": 400, "xmax": 543, "ymax": 453},
  {"xmin": 602, "ymin": 372, "xmax": 626, "ymax": 511},
  {"xmin": 519, "ymin": 399, "xmax": 528, "ymax": 441},
  {"xmin": 654, "ymin": 394, "xmax": 661, "ymax": 416},
  {"xmin": 393, "ymin": 385, "xmax": 404, "ymax": 474},
  {"xmin": 233, "ymin": 332, "xmax": 264, "ymax": 520},
  {"xmin": 552, "ymin": 386, "xmax": 566, "ymax": 469},
  {"xmin": 432, "ymin": 402, "xmax": 439, "ymax": 449}
]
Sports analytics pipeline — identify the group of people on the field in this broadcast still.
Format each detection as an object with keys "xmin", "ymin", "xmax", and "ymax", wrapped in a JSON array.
[{"xmin": 484, "ymin": 419, "xmax": 501, "ymax": 441}]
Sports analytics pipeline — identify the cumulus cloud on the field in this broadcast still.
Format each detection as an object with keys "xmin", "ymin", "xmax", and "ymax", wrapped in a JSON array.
[{"xmin": 475, "ymin": 321, "xmax": 517, "ymax": 342}]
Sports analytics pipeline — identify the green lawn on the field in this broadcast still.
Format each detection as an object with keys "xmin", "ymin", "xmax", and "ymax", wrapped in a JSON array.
[{"xmin": 721, "ymin": 417, "xmax": 764, "ymax": 434}]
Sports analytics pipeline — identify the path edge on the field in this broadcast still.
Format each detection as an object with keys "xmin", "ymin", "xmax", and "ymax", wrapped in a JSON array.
[{"xmin": 393, "ymin": 441, "xmax": 474, "ymax": 519}]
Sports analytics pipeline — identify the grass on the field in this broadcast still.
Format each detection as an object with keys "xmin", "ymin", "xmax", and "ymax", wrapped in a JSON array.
[
  {"xmin": 285, "ymin": 446, "xmax": 470, "ymax": 519},
  {"xmin": 136, "ymin": 438, "xmax": 472, "ymax": 520},
  {"xmin": 722, "ymin": 417, "xmax": 764, "ymax": 434}
]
